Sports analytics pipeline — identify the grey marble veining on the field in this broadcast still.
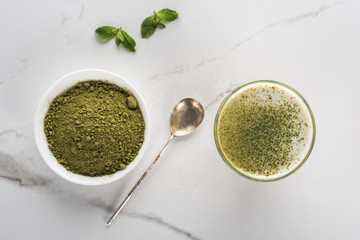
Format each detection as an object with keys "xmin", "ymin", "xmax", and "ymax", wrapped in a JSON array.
[
  {"xmin": 123, "ymin": 211, "xmax": 201, "ymax": 240},
  {"xmin": 149, "ymin": 0, "xmax": 345, "ymax": 81},
  {"xmin": 0, "ymin": 130, "xmax": 50, "ymax": 187}
]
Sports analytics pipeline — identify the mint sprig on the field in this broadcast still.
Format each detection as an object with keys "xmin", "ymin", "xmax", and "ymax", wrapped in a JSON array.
[
  {"xmin": 95, "ymin": 26, "xmax": 136, "ymax": 52},
  {"xmin": 141, "ymin": 8, "xmax": 179, "ymax": 38}
]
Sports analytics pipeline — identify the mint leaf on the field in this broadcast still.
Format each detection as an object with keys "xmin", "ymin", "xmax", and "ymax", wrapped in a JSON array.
[
  {"xmin": 117, "ymin": 29, "xmax": 125, "ymax": 42},
  {"xmin": 95, "ymin": 26, "xmax": 119, "ymax": 41},
  {"xmin": 121, "ymin": 30, "xmax": 136, "ymax": 52},
  {"xmin": 156, "ymin": 9, "xmax": 179, "ymax": 22},
  {"xmin": 115, "ymin": 36, "xmax": 121, "ymax": 46},
  {"xmin": 95, "ymin": 26, "xmax": 136, "ymax": 52},
  {"xmin": 141, "ymin": 16, "xmax": 157, "ymax": 38},
  {"xmin": 158, "ymin": 22, "xmax": 166, "ymax": 28},
  {"xmin": 115, "ymin": 29, "xmax": 124, "ymax": 46},
  {"xmin": 141, "ymin": 8, "xmax": 179, "ymax": 38}
]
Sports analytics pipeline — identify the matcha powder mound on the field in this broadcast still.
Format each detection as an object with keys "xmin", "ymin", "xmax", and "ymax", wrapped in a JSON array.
[{"xmin": 44, "ymin": 80, "xmax": 145, "ymax": 177}]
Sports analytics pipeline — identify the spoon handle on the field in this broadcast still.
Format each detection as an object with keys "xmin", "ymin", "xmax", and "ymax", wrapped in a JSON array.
[{"xmin": 106, "ymin": 134, "xmax": 174, "ymax": 225}]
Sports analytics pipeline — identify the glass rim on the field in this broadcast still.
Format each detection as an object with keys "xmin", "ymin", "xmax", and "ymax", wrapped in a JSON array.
[{"xmin": 213, "ymin": 80, "xmax": 316, "ymax": 182}]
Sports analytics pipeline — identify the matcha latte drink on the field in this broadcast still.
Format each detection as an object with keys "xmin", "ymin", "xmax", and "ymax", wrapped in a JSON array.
[{"xmin": 214, "ymin": 81, "xmax": 315, "ymax": 181}]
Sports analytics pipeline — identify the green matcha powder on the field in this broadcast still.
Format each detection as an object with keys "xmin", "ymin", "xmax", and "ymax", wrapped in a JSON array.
[{"xmin": 44, "ymin": 80, "xmax": 145, "ymax": 177}]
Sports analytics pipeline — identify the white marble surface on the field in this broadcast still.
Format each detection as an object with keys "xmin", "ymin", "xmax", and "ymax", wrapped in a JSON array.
[{"xmin": 1, "ymin": 0, "xmax": 360, "ymax": 239}]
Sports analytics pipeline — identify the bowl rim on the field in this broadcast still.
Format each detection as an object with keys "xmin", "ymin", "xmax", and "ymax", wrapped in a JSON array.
[
  {"xmin": 34, "ymin": 69, "xmax": 150, "ymax": 185},
  {"xmin": 213, "ymin": 80, "xmax": 316, "ymax": 182}
]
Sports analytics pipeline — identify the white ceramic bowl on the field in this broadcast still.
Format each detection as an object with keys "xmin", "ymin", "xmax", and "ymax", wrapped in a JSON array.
[{"xmin": 34, "ymin": 69, "xmax": 150, "ymax": 185}]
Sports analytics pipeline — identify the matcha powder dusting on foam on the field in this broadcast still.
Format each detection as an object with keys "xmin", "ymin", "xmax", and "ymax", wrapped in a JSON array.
[
  {"xmin": 217, "ymin": 83, "xmax": 313, "ymax": 178},
  {"xmin": 44, "ymin": 80, "xmax": 145, "ymax": 177}
]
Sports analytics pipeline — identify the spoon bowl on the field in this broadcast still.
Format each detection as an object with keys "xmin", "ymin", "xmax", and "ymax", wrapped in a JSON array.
[{"xmin": 170, "ymin": 98, "xmax": 205, "ymax": 137}]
